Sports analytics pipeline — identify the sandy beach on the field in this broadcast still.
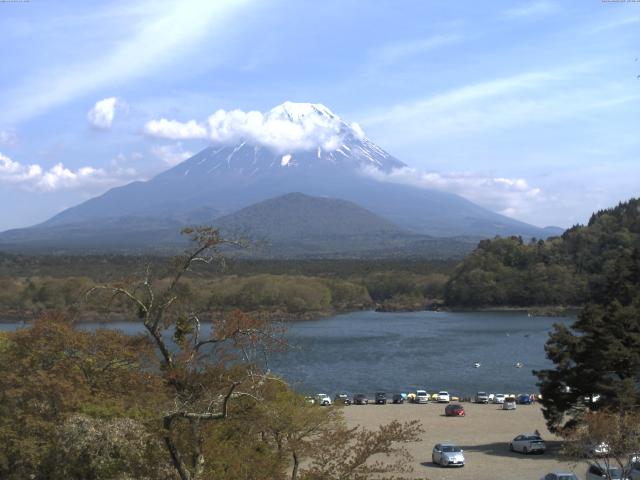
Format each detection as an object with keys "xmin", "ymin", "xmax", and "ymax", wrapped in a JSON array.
[{"xmin": 343, "ymin": 402, "xmax": 581, "ymax": 480}]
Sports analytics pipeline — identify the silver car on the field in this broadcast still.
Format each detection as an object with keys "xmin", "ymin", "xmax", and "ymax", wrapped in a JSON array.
[
  {"xmin": 432, "ymin": 443, "xmax": 465, "ymax": 467},
  {"xmin": 503, "ymin": 396, "xmax": 517, "ymax": 410}
]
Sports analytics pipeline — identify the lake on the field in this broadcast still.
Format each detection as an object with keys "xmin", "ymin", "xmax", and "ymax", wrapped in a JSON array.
[{"xmin": 0, "ymin": 310, "xmax": 572, "ymax": 397}]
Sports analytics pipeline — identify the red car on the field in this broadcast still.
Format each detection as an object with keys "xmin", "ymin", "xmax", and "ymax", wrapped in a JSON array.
[{"xmin": 445, "ymin": 404, "xmax": 465, "ymax": 416}]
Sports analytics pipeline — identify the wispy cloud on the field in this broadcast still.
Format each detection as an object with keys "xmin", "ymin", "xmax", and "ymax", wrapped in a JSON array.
[
  {"xmin": 0, "ymin": 151, "xmax": 137, "ymax": 192},
  {"xmin": 1, "ymin": 0, "xmax": 253, "ymax": 124},
  {"xmin": 0, "ymin": 130, "xmax": 18, "ymax": 146},
  {"xmin": 589, "ymin": 15, "xmax": 640, "ymax": 33},
  {"xmin": 151, "ymin": 143, "xmax": 193, "ymax": 166},
  {"xmin": 372, "ymin": 34, "xmax": 462, "ymax": 65},
  {"xmin": 502, "ymin": 1, "xmax": 558, "ymax": 19},
  {"xmin": 361, "ymin": 65, "xmax": 640, "ymax": 139},
  {"xmin": 361, "ymin": 165, "xmax": 544, "ymax": 221}
]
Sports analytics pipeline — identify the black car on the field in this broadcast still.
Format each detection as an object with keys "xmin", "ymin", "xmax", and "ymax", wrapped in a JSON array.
[
  {"xmin": 392, "ymin": 393, "xmax": 405, "ymax": 404},
  {"xmin": 353, "ymin": 393, "xmax": 368, "ymax": 405},
  {"xmin": 375, "ymin": 392, "xmax": 387, "ymax": 405},
  {"xmin": 334, "ymin": 393, "xmax": 352, "ymax": 405}
]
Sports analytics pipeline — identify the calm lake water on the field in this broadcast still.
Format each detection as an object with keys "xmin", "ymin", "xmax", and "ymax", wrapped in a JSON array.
[{"xmin": 0, "ymin": 310, "xmax": 572, "ymax": 397}]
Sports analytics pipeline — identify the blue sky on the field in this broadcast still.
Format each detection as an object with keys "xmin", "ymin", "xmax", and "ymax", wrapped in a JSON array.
[{"xmin": 0, "ymin": 0, "xmax": 638, "ymax": 230}]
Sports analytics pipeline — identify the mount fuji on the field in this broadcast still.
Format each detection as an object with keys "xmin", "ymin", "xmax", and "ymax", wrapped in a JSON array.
[{"xmin": 0, "ymin": 102, "xmax": 561, "ymax": 255}]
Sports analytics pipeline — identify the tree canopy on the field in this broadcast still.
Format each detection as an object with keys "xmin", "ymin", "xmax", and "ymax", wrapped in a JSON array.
[{"xmin": 445, "ymin": 198, "xmax": 640, "ymax": 307}]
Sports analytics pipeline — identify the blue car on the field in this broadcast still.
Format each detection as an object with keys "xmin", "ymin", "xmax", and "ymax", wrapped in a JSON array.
[{"xmin": 517, "ymin": 394, "xmax": 532, "ymax": 405}]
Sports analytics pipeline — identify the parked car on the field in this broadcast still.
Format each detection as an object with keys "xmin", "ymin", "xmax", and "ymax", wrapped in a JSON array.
[
  {"xmin": 493, "ymin": 393, "xmax": 506, "ymax": 404},
  {"xmin": 475, "ymin": 391, "xmax": 489, "ymax": 404},
  {"xmin": 541, "ymin": 473, "xmax": 578, "ymax": 480},
  {"xmin": 503, "ymin": 396, "xmax": 517, "ymax": 410},
  {"xmin": 589, "ymin": 441, "xmax": 610, "ymax": 457},
  {"xmin": 628, "ymin": 461, "xmax": 640, "ymax": 480},
  {"xmin": 415, "ymin": 389, "xmax": 429, "ymax": 404},
  {"xmin": 586, "ymin": 463, "xmax": 625, "ymax": 480},
  {"xmin": 375, "ymin": 392, "xmax": 387, "ymax": 405},
  {"xmin": 517, "ymin": 393, "xmax": 533, "ymax": 405},
  {"xmin": 432, "ymin": 443, "xmax": 465, "ymax": 467},
  {"xmin": 437, "ymin": 391, "xmax": 451, "ymax": 403},
  {"xmin": 316, "ymin": 393, "xmax": 332, "ymax": 406},
  {"xmin": 392, "ymin": 393, "xmax": 405, "ymax": 404},
  {"xmin": 353, "ymin": 393, "xmax": 368, "ymax": 405},
  {"xmin": 334, "ymin": 393, "xmax": 351, "ymax": 405},
  {"xmin": 510, "ymin": 433, "xmax": 546, "ymax": 454},
  {"xmin": 445, "ymin": 404, "xmax": 465, "ymax": 417},
  {"xmin": 304, "ymin": 396, "xmax": 315, "ymax": 405}
]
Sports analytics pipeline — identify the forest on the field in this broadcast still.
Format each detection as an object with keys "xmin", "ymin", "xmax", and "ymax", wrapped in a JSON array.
[
  {"xmin": 0, "ymin": 255, "xmax": 453, "ymax": 320},
  {"xmin": 444, "ymin": 198, "xmax": 640, "ymax": 308}
]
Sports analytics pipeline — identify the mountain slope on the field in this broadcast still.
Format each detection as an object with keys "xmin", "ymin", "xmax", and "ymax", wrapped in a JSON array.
[{"xmin": 215, "ymin": 192, "xmax": 404, "ymax": 240}]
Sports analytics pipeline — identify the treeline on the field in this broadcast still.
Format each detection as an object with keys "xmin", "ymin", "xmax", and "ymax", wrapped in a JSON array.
[
  {"xmin": 444, "ymin": 198, "xmax": 640, "ymax": 307},
  {"xmin": 0, "ymin": 269, "xmax": 450, "ymax": 319}
]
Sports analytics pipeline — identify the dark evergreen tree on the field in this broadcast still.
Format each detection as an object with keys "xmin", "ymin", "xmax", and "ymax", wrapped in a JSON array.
[{"xmin": 535, "ymin": 246, "xmax": 640, "ymax": 431}]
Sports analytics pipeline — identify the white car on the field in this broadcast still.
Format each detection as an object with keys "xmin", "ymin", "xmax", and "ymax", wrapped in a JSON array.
[
  {"xmin": 437, "ymin": 391, "xmax": 450, "ymax": 403},
  {"xmin": 503, "ymin": 396, "xmax": 517, "ymax": 410},
  {"xmin": 415, "ymin": 389, "xmax": 429, "ymax": 404},
  {"xmin": 493, "ymin": 393, "xmax": 506, "ymax": 404},
  {"xmin": 589, "ymin": 441, "xmax": 610, "ymax": 456},
  {"xmin": 315, "ymin": 393, "xmax": 332, "ymax": 406},
  {"xmin": 510, "ymin": 433, "xmax": 546, "ymax": 454},
  {"xmin": 432, "ymin": 443, "xmax": 465, "ymax": 467}
]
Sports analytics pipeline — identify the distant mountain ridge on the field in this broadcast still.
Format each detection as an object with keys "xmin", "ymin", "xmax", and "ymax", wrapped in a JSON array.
[{"xmin": 0, "ymin": 102, "xmax": 562, "ymax": 255}]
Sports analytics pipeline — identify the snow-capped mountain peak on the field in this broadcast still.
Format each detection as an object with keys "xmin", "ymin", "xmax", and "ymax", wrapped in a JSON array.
[{"xmin": 268, "ymin": 101, "xmax": 338, "ymax": 123}]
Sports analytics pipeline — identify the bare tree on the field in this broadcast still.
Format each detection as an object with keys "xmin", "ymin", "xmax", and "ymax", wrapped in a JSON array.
[
  {"xmin": 560, "ymin": 409, "xmax": 640, "ymax": 480},
  {"xmin": 87, "ymin": 227, "xmax": 285, "ymax": 480}
]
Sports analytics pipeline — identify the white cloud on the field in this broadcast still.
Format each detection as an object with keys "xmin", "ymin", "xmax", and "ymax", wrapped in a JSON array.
[
  {"xmin": 0, "ymin": 151, "xmax": 137, "ymax": 192},
  {"xmin": 151, "ymin": 143, "xmax": 193, "ymax": 166},
  {"xmin": 144, "ymin": 102, "xmax": 351, "ymax": 152},
  {"xmin": 145, "ymin": 118, "xmax": 208, "ymax": 140},
  {"xmin": 361, "ymin": 165, "xmax": 543, "ymax": 220},
  {"xmin": 502, "ymin": 1, "xmax": 558, "ymax": 19},
  {"xmin": 1, "ymin": 0, "xmax": 253, "ymax": 124},
  {"xmin": 87, "ymin": 97, "xmax": 126, "ymax": 129}
]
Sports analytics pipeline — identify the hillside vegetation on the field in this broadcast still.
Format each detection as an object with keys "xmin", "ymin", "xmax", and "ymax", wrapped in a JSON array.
[
  {"xmin": 0, "ymin": 257, "xmax": 453, "ymax": 319},
  {"xmin": 444, "ymin": 198, "xmax": 640, "ymax": 307}
]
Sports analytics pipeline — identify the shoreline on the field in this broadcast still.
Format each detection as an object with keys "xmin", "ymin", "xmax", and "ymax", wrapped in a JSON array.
[{"xmin": 0, "ymin": 304, "xmax": 579, "ymax": 324}]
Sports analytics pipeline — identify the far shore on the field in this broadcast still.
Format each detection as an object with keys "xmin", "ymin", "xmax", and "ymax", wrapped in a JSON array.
[{"xmin": 0, "ymin": 304, "xmax": 579, "ymax": 324}]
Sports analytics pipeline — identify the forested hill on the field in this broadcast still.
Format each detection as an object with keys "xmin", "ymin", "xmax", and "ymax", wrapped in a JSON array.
[{"xmin": 444, "ymin": 198, "xmax": 640, "ymax": 307}]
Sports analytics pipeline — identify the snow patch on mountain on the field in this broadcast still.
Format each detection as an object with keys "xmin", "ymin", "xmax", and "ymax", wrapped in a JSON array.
[{"xmin": 281, "ymin": 154, "xmax": 292, "ymax": 166}]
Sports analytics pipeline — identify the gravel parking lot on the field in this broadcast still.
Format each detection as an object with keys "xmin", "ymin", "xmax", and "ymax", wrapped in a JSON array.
[{"xmin": 342, "ymin": 402, "xmax": 581, "ymax": 480}]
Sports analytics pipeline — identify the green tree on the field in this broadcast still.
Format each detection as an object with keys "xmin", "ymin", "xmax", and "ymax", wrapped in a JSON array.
[{"xmin": 535, "ymin": 246, "xmax": 640, "ymax": 432}]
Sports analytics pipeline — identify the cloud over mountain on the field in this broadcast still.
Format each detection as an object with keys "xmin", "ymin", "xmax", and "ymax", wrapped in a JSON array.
[
  {"xmin": 144, "ymin": 101, "xmax": 366, "ymax": 152},
  {"xmin": 361, "ymin": 165, "xmax": 543, "ymax": 220}
]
